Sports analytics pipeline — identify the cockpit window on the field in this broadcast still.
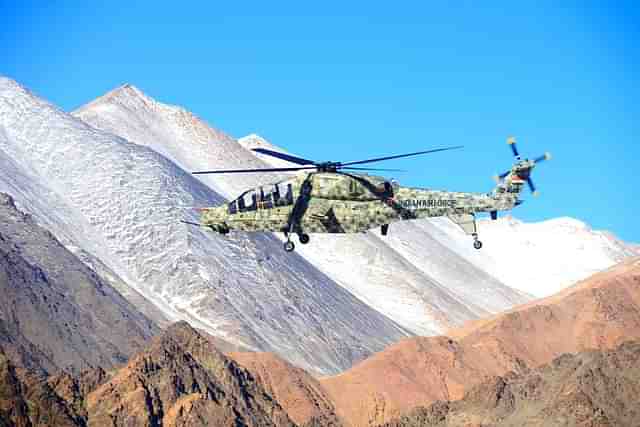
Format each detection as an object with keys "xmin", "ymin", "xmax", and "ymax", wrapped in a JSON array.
[{"xmin": 228, "ymin": 181, "xmax": 294, "ymax": 213}]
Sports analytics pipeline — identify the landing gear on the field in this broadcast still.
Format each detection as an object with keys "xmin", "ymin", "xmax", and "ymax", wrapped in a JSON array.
[
  {"xmin": 298, "ymin": 233, "xmax": 310, "ymax": 244},
  {"xmin": 284, "ymin": 240, "xmax": 295, "ymax": 252},
  {"xmin": 472, "ymin": 233, "xmax": 483, "ymax": 250}
]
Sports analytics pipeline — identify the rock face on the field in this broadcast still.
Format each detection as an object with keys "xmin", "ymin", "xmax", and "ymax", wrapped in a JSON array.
[
  {"xmin": 0, "ymin": 192, "xmax": 157, "ymax": 375},
  {"xmin": 0, "ymin": 323, "xmax": 296, "ymax": 427},
  {"xmin": 318, "ymin": 258, "xmax": 640, "ymax": 426},
  {"xmin": 0, "ymin": 349, "xmax": 85, "ymax": 427},
  {"xmin": 87, "ymin": 321, "xmax": 295, "ymax": 426},
  {"xmin": 229, "ymin": 351, "xmax": 341, "ymax": 426},
  {"xmin": 382, "ymin": 340, "xmax": 640, "ymax": 427}
]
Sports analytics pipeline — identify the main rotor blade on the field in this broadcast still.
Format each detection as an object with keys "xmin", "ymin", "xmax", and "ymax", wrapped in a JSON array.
[
  {"xmin": 192, "ymin": 166, "xmax": 317, "ymax": 174},
  {"xmin": 251, "ymin": 148, "xmax": 317, "ymax": 166},
  {"xmin": 341, "ymin": 166, "xmax": 407, "ymax": 172},
  {"xmin": 341, "ymin": 146, "xmax": 463, "ymax": 167}
]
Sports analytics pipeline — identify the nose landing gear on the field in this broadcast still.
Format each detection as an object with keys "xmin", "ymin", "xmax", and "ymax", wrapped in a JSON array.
[{"xmin": 284, "ymin": 240, "xmax": 295, "ymax": 252}]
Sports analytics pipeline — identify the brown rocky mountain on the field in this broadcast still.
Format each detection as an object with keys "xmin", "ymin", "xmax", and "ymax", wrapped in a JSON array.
[
  {"xmin": 87, "ymin": 321, "xmax": 295, "ymax": 426},
  {"xmin": 317, "ymin": 257, "xmax": 640, "ymax": 426},
  {"xmin": 382, "ymin": 340, "xmax": 640, "ymax": 427},
  {"xmin": 0, "ymin": 322, "xmax": 296, "ymax": 426},
  {"xmin": 229, "ymin": 351, "xmax": 341, "ymax": 426},
  {"xmin": 2, "ymin": 257, "xmax": 639, "ymax": 426},
  {"xmin": 0, "ymin": 192, "xmax": 158, "ymax": 376},
  {"xmin": 0, "ymin": 349, "xmax": 83, "ymax": 426}
]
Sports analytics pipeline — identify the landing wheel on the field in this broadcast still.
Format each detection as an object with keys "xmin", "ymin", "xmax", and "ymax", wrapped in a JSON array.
[
  {"xmin": 299, "ymin": 233, "xmax": 310, "ymax": 244},
  {"xmin": 284, "ymin": 240, "xmax": 295, "ymax": 252},
  {"xmin": 473, "ymin": 240, "xmax": 483, "ymax": 250}
]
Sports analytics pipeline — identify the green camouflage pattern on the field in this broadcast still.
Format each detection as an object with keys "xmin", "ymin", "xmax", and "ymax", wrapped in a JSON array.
[{"xmin": 199, "ymin": 166, "xmax": 529, "ymax": 237}]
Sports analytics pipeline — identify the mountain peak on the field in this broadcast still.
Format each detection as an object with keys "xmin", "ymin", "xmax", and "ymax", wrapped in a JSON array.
[{"xmin": 75, "ymin": 82, "xmax": 151, "ymax": 113}]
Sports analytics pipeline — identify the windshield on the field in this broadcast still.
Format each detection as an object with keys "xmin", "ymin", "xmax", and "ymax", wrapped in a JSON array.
[{"xmin": 228, "ymin": 180, "xmax": 294, "ymax": 213}]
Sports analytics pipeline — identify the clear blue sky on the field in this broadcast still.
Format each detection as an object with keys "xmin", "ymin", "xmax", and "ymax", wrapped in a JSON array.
[{"xmin": 2, "ymin": 1, "xmax": 638, "ymax": 242}]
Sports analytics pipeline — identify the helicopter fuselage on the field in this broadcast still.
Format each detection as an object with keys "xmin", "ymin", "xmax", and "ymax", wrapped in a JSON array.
[{"xmin": 199, "ymin": 172, "xmax": 521, "ymax": 236}]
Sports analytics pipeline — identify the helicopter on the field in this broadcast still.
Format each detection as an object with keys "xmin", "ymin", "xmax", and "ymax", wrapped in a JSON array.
[{"xmin": 187, "ymin": 137, "xmax": 550, "ymax": 252}]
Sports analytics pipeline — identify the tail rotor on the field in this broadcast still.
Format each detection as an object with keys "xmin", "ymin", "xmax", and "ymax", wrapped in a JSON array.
[{"xmin": 495, "ymin": 137, "xmax": 551, "ymax": 196}]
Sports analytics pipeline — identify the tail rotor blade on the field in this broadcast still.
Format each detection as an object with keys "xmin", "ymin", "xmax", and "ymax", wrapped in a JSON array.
[
  {"xmin": 527, "ymin": 177, "xmax": 538, "ymax": 195},
  {"xmin": 508, "ymin": 136, "xmax": 519, "ymax": 158},
  {"xmin": 533, "ymin": 152, "xmax": 552, "ymax": 163}
]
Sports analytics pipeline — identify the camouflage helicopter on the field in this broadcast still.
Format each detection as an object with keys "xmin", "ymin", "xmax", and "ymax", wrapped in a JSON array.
[{"xmin": 188, "ymin": 137, "xmax": 550, "ymax": 252}]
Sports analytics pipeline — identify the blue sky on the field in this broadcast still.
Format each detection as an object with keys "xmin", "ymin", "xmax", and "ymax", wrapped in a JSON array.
[{"xmin": 2, "ymin": 1, "xmax": 639, "ymax": 242}]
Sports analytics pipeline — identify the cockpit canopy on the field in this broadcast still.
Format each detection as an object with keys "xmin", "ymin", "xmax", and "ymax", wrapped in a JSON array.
[{"xmin": 228, "ymin": 180, "xmax": 295, "ymax": 214}]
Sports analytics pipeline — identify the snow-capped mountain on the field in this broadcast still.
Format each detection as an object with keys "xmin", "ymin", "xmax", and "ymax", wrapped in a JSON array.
[
  {"xmin": 0, "ymin": 76, "xmax": 411, "ymax": 375},
  {"xmin": 75, "ymin": 85, "xmax": 531, "ymax": 336},
  {"xmin": 425, "ymin": 215, "xmax": 640, "ymax": 297},
  {"xmin": 74, "ymin": 84, "xmax": 281, "ymax": 199}
]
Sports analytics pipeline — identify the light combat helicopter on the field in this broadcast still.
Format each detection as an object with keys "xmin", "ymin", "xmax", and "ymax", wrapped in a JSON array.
[{"xmin": 188, "ymin": 137, "xmax": 550, "ymax": 252}]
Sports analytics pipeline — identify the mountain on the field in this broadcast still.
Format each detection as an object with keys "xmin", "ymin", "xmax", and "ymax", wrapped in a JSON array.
[
  {"xmin": 87, "ymin": 322, "xmax": 295, "ymax": 427},
  {"xmin": 317, "ymin": 257, "xmax": 640, "ymax": 425},
  {"xmin": 0, "ymin": 76, "xmax": 409, "ymax": 375},
  {"xmin": 0, "ymin": 349, "xmax": 83, "ymax": 427},
  {"xmin": 0, "ymin": 322, "xmax": 297, "ymax": 427},
  {"xmin": 0, "ymin": 192, "xmax": 157, "ymax": 375},
  {"xmin": 382, "ymin": 340, "xmax": 640, "ymax": 427},
  {"xmin": 75, "ymin": 84, "xmax": 531, "ymax": 336},
  {"xmin": 2, "ymin": 260, "xmax": 639, "ymax": 426},
  {"xmin": 229, "ymin": 351, "xmax": 341, "ymax": 426},
  {"xmin": 74, "ymin": 83, "xmax": 280, "ymax": 199},
  {"xmin": 0, "ymin": 130, "xmax": 171, "ymax": 329},
  {"xmin": 426, "ymin": 215, "xmax": 639, "ymax": 297}
]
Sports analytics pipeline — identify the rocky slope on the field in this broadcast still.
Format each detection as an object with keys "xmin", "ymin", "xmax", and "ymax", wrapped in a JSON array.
[
  {"xmin": 87, "ymin": 322, "xmax": 294, "ymax": 427},
  {"xmin": 318, "ymin": 257, "xmax": 640, "ymax": 426},
  {"xmin": 0, "ymin": 323, "xmax": 297, "ymax": 427},
  {"xmin": 382, "ymin": 340, "xmax": 640, "ymax": 427},
  {"xmin": 0, "ymin": 192, "xmax": 157, "ymax": 375},
  {"xmin": 1, "ymin": 76, "xmax": 410, "ymax": 375},
  {"xmin": 230, "ymin": 351, "xmax": 341, "ymax": 426}
]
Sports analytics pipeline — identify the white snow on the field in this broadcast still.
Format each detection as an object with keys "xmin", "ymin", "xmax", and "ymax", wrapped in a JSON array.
[{"xmin": 425, "ymin": 215, "xmax": 639, "ymax": 297}]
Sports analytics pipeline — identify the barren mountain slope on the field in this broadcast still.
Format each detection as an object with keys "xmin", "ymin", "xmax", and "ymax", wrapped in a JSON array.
[
  {"xmin": 87, "ymin": 322, "xmax": 295, "ymax": 427},
  {"xmin": 0, "ymin": 192, "xmax": 157, "ymax": 376},
  {"xmin": 1, "ymin": 76, "xmax": 409, "ymax": 375},
  {"xmin": 0, "ymin": 138, "xmax": 171, "ymax": 328},
  {"xmin": 319, "ymin": 258, "xmax": 640, "ymax": 426},
  {"xmin": 229, "ymin": 351, "xmax": 341, "ymax": 426},
  {"xmin": 0, "ymin": 324, "xmax": 298, "ymax": 427},
  {"xmin": 382, "ymin": 340, "xmax": 640, "ymax": 427}
]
